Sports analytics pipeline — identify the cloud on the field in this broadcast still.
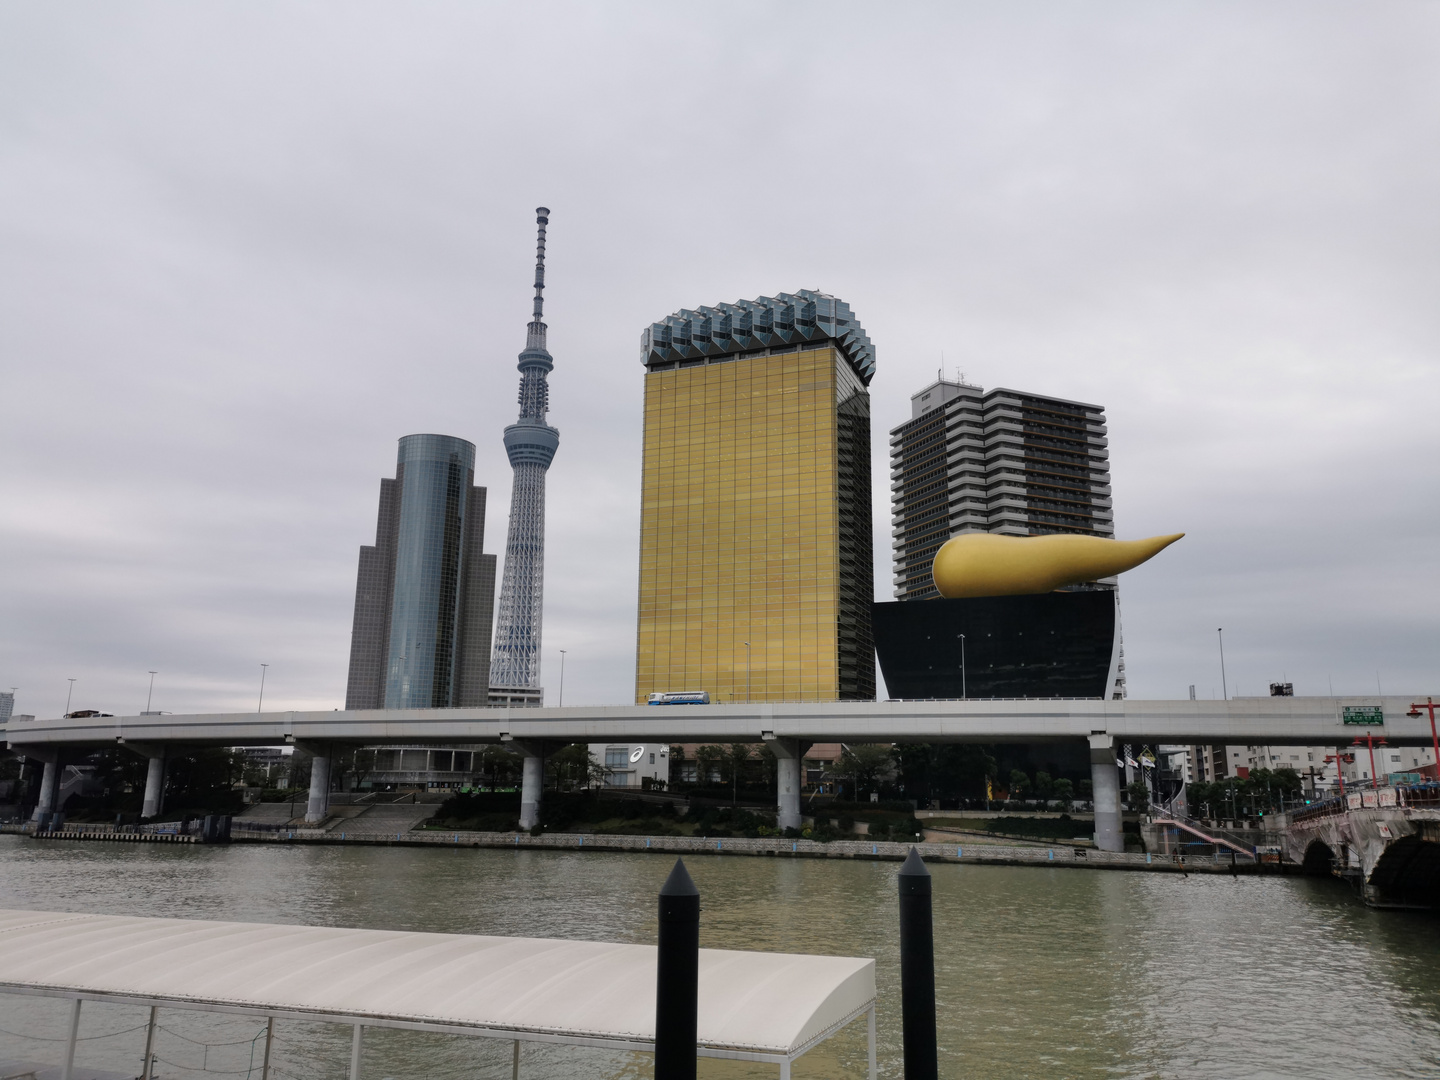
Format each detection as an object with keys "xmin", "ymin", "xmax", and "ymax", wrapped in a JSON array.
[{"xmin": 1, "ymin": 2, "xmax": 1437, "ymax": 718}]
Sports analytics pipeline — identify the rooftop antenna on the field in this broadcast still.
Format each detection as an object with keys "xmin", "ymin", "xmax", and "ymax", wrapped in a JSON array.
[{"xmin": 526, "ymin": 206, "xmax": 549, "ymax": 351}]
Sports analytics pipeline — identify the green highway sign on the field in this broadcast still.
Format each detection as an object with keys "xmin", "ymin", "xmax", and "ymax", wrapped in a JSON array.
[{"xmin": 1342, "ymin": 705, "xmax": 1385, "ymax": 726}]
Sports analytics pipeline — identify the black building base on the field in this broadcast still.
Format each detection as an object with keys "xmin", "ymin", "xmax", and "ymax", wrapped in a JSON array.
[{"xmin": 872, "ymin": 592, "xmax": 1117, "ymax": 700}]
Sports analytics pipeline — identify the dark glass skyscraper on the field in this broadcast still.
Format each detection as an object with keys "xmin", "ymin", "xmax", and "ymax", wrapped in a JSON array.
[{"xmin": 345, "ymin": 434, "xmax": 496, "ymax": 710}]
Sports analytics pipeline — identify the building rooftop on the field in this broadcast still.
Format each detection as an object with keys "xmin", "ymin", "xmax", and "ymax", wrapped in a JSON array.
[{"xmin": 641, "ymin": 289, "xmax": 876, "ymax": 385}]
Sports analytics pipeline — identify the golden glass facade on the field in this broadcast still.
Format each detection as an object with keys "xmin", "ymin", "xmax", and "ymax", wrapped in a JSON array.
[{"xmin": 636, "ymin": 344, "xmax": 875, "ymax": 702}]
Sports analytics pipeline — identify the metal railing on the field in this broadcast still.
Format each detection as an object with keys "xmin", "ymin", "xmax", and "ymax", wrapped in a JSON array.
[
  {"xmin": 1289, "ymin": 796, "xmax": 1348, "ymax": 824},
  {"xmin": 1148, "ymin": 816, "xmax": 1258, "ymax": 859},
  {"xmin": 1398, "ymin": 782, "xmax": 1440, "ymax": 808}
]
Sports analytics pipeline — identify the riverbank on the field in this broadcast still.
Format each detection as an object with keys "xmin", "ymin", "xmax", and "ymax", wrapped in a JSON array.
[
  {"xmin": 4, "ymin": 820, "xmax": 1260, "ymax": 872},
  {"xmin": 217, "ymin": 825, "xmax": 1255, "ymax": 873}
]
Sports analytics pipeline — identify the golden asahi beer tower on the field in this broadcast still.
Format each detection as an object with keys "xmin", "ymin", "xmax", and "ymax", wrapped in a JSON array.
[{"xmin": 635, "ymin": 290, "xmax": 876, "ymax": 704}]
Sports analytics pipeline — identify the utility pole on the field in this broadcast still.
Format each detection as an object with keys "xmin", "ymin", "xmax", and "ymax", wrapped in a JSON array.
[
  {"xmin": 257, "ymin": 664, "xmax": 269, "ymax": 713},
  {"xmin": 145, "ymin": 671, "xmax": 158, "ymax": 714},
  {"xmin": 65, "ymin": 678, "xmax": 76, "ymax": 717},
  {"xmin": 558, "ymin": 650, "xmax": 567, "ymax": 707}
]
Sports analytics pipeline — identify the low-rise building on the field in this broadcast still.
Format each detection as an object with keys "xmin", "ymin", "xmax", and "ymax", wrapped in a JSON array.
[{"xmin": 588, "ymin": 743, "xmax": 669, "ymax": 789}]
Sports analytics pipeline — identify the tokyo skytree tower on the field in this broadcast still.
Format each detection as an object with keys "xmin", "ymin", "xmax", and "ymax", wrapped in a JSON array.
[{"xmin": 490, "ymin": 208, "xmax": 559, "ymax": 691}]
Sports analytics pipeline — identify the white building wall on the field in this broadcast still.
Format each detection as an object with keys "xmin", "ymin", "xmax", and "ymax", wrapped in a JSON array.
[{"xmin": 589, "ymin": 743, "xmax": 669, "ymax": 789}]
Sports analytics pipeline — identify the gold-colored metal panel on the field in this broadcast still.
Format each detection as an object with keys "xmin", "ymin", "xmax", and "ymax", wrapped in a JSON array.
[{"xmin": 636, "ymin": 348, "xmax": 845, "ymax": 703}]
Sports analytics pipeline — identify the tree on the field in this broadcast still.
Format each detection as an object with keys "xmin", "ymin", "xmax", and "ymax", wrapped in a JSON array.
[
  {"xmin": 935, "ymin": 744, "xmax": 998, "ymax": 801},
  {"xmin": 288, "ymin": 749, "xmax": 313, "ymax": 793},
  {"xmin": 837, "ymin": 744, "xmax": 893, "ymax": 801},
  {"xmin": 1008, "ymin": 769, "xmax": 1030, "ymax": 799},
  {"xmin": 723, "ymin": 744, "xmax": 753, "ymax": 804},
  {"xmin": 163, "ymin": 747, "xmax": 248, "ymax": 812},
  {"xmin": 332, "ymin": 747, "xmax": 377, "ymax": 792},
  {"xmin": 477, "ymin": 745, "xmax": 521, "ymax": 790},
  {"xmin": 1033, "ymin": 770, "xmax": 1055, "ymax": 802},
  {"xmin": 546, "ymin": 743, "xmax": 602, "ymax": 790},
  {"xmin": 1125, "ymin": 778, "xmax": 1151, "ymax": 811},
  {"xmin": 1053, "ymin": 777, "xmax": 1074, "ymax": 808},
  {"xmin": 756, "ymin": 744, "xmax": 778, "ymax": 789},
  {"xmin": 86, "ymin": 747, "xmax": 148, "ymax": 799},
  {"xmin": 695, "ymin": 745, "xmax": 725, "ymax": 786}
]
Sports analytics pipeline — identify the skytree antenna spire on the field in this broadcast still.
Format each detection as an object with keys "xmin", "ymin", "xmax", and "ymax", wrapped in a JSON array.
[{"xmin": 490, "ymin": 208, "xmax": 559, "ymax": 694}]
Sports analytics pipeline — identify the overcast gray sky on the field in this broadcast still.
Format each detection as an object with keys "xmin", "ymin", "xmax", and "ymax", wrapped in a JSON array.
[{"xmin": 2, "ymin": 2, "xmax": 1437, "ymax": 719}]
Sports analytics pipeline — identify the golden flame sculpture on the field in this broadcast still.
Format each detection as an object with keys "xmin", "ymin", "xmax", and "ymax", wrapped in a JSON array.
[{"xmin": 931, "ymin": 532, "xmax": 1185, "ymax": 599}]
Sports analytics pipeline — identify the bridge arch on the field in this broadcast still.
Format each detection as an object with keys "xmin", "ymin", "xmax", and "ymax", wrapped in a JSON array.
[
  {"xmin": 1301, "ymin": 839, "xmax": 1335, "ymax": 876},
  {"xmin": 1366, "ymin": 836, "xmax": 1440, "ymax": 909}
]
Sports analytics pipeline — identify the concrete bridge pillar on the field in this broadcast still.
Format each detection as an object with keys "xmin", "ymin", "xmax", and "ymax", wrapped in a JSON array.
[
  {"xmin": 31, "ymin": 759, "xmax": 58, "ymax": 823},
  {"xmin": 1089, "ymin": 734, "xmax": 1123, "ymax": 853},
  {"xmin": 141, "ymin": 754, "xmax": 166, "ymax": 819},
  {"xmin": 770, "ymin": 739, "xmax": 807, "ymax": 832},
  {"xmin": 519, "ymin": 750, "xmax": 544, "ymax": 830},
  {"xmin": 305, "ymin": 748, "xmax": 331, "ymax": 824}
]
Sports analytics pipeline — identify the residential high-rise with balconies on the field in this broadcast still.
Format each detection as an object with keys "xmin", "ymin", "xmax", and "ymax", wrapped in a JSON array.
[
  {"xmin": 889, "ymin": 379, "xmax": 1113, "ymax": 601},
  {"xmin": 634, "ymin": 289, "xmax": 876, "ymax": 703}
]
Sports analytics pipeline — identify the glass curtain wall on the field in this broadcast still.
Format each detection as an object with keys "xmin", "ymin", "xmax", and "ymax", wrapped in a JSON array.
[
  {"xmin": 385, "ymin": 434, "xmax": 475, "ymax": 709},
  {"xmin": 635, "ymin": 345, "xmax": 875, "ymax": 702}
]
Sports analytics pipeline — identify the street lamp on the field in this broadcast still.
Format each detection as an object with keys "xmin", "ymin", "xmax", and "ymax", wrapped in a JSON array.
[
  {"xmin": 1323, "ymin": 751, "xmax": 1354, "ymax": 796},
  {"xmin": 558, "ymin": 650, "xmax": 567, "ymax": 707},
  {"xmin": 959, "ymin": 634, "xmax": 967, "ymax": 700},
  {"xmin": 1351, "ymin": 733, "xmax": 1385, "ymax": 790},
  {"xmin": 146, "ymin": 671, "xmax": 158, "ymax": 714},
  {"xmin": 257, "ymin": 664, "xmax": 269, "ymax": 713},
  {"xmin": 1217, "ymin": 628, "xmax": 1228, "ymax": 701},
  {"xmin": 1406, "ymin": 698, "xmax": 1440, "ymax": 782},
  {"xmin": 65, "ymin": 678, "xmax": 76, "ymax": 717}
]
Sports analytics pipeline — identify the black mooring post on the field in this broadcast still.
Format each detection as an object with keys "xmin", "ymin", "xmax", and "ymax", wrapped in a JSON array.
[
  {"xmin": 899, "ymin": 847, "xmax": 938, "ymax": 1080},
  {"xmin": 655, "ymin": 857, "xmax": 700, "ymax": 1080}
]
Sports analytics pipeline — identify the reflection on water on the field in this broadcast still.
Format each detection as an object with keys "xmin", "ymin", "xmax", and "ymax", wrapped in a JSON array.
[{"xmin": 1, "ymin": 836, "xmax": 1438, "ymax": 1078}]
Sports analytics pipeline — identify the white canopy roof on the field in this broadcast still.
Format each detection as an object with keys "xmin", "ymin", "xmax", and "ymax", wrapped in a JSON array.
[{"xmin": 0, "ymin": 909, "xmax": 874, "ymax": 1058}]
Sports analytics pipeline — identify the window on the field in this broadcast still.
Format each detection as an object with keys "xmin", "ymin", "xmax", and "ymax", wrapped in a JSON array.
[
  {"xmin": 605, "ymin": 747, "xmax": 629, "ymax": 768},
  {"xmin": 650, "ymin": 753, "xmax": 656, "ymax": 764}
]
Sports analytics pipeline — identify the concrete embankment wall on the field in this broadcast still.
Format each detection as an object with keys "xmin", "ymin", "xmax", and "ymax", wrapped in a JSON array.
[{"xmin": 227, "ymin": 827, "xmax": 1249, "ymax": 874}]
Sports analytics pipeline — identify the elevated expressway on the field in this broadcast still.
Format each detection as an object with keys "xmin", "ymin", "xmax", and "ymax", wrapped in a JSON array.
[{"xmin": 6, "ymin": 696, "xmax": 1431, "ymax": 852}]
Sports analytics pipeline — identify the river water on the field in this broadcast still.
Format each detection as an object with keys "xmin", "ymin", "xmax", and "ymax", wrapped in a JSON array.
[{"xmin": 1, "ymin": 836, "xmax": 1437, "ymax": 1079}]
